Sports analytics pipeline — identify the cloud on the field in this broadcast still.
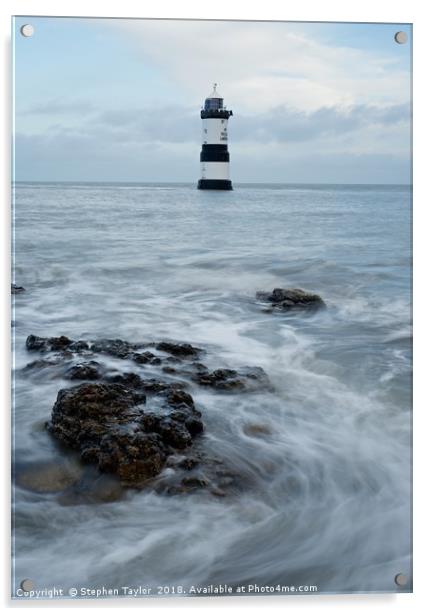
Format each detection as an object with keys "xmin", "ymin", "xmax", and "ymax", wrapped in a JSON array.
[
  {"xmin": 104, "ymin": 20, "xmax": 410, "ymax": 113},
  {"xmin": 232, "ymin": 102, "xmax": 410, "ymax": 143},
  {"xmin": 22, "ymin": 99, "xmax": 97, "ymax": 116},
  {"xmin": 32, "ymin": 99, "xmax": 405, "ymax": 145}
]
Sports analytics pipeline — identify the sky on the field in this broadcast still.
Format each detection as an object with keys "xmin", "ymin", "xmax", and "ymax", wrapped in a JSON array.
[{"xmin": 13, "ymin": 17, "xmax": 412, "ymax": 184}]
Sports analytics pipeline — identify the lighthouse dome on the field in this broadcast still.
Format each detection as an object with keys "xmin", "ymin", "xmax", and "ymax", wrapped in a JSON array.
[{"xmin": 204, "ymin": 83, "xmax": 224, "ymax": 111}]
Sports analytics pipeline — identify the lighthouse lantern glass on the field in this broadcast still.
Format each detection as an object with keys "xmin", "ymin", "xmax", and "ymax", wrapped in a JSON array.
[{"xmin": 204, "ymin": 97, "xmax": 224, "ymax": 111}]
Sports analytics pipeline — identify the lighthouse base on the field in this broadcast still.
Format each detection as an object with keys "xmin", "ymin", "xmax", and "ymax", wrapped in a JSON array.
[{"xmin": 197, "ymin": 179, "xmax": 233, "ymax": 190}]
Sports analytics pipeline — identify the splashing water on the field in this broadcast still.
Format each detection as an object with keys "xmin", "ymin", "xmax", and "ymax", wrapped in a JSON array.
[{"xmin": 12, "ymin": 182, "xmax": 412, "ymax": 595}]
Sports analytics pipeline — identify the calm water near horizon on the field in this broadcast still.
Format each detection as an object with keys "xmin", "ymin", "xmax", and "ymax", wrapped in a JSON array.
[{"xmin": 12, "ymin": 182, "xmax": 412, "ymax": 595}]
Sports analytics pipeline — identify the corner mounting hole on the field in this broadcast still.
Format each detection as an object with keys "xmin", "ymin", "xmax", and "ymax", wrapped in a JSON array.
[
  {"xmin": 20, "ymin": 579, "xmax": 34, "ymax": 592},
  {"xmin": 394, "ymin": 31, "xmax": 407, "ymax": 44},
  {"xmin": 20, "ymin": 24, "xmax": 34, "ymax": 38},
  {"xmin": 394, "ymin": 572, "xmax": 408, "ymax": 586}
]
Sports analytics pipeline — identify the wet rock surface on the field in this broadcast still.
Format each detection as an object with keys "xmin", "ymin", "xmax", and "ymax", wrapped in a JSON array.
[
  {"xmin": 12, "ymin": 284, "xmax": 26, "ymax": 294},
  {"xmin": 47, "ymin": 381, "xmax": 203, "ymax": 488},
  {"xmin": 21, "ymin": 333, "xmax": 270, "ymax": 499},
  {"xmin": 256, "ymin": 287, "xmax": 325, "ymax": 312},
  {"xmin": 14, "ymin": 457, "xmax": 84, "ymax": 493},
  {"xmin": 192, "ymin": 366, "xmax": 272, "ymax": 392},
  {"xmin": 65, "ymin": 361, "xmax": 104, "ymax": 381},
  {"xmin": 155, "ymin": 341, "xmax": 203, "ymax": 358}
]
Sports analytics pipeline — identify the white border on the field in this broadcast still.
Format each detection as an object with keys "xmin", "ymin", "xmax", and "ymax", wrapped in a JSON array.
[{"xmin": 1, "ymin": 1, "xmax": 429, "ymax": 614}]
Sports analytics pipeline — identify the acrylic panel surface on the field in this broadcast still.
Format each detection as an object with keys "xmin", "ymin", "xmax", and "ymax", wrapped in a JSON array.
[{"xmin": 12, "ymin": 16, "xmax": 412, "ymax": 599}]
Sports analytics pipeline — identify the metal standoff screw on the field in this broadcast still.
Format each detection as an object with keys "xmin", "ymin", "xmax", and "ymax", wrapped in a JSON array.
[
  {"xmin": 20, "ymin": 579, "xmax": 35, "ymax": 592},
  {"xmin": 20, "ymin": 24, "xmax": 35, "ymax": 37},
  {"xmin": 394, "ymin": 31, "xmax": 408, "ymax": 44},
  {"xmin": 394, "ymin": 573, "xmax": 408, "ymax": 587}
]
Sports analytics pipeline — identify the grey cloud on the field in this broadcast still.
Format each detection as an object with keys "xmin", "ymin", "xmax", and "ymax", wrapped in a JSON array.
[
  {"xmin": 14, "ymin": 102, "xmax": 410, "ymax": 182},
  {"xmin": 14, "ymin": 130, "xmax": 410, "ymax": 185},
  {"xmin": 91, "ymin": 102, "xmax": 410, "ymax": 145},
  {"xmin": 19, "ymin": 100, "xmax": 410, "ymax": 145},
  {"xmin": 22, "ymin": 99, "xmax": 97, "ymax": 116},
  {"xmin": 233, "ymin": 103, "xmax": 410, "ymax": 143}
]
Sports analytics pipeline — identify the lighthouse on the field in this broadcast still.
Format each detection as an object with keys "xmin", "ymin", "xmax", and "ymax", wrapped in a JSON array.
[{"xmin": 198, "ymin": 84, "xmax": 233, "ymax": 190}]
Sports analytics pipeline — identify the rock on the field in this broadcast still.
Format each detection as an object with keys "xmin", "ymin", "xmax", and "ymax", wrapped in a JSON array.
[
  {"xmin": 166, "ymin": 388, "xmax": 195, "ymax": 409},
  {"xmin": 192, "ymin": 366, "xmax": 271, "ymax": 392},
  {"xmin": 156, "ymin": 341, "xmax": 203, "ymax": 358},
  {"xmin": 65, "ymin": 361, "xmax": 104, "ymax": 381},
  {"xmin": 69, "ymin": 340, "xmax": 91, "ymax": 352},
  {"xmin": 256, "ymin": 287, "xmax": 325, "ymax": 311},
  {"xmin": 14, "ymin": 458, "xmax": 83, "ymax": 493},
  {"xmin": 90, "ymin": 338, "xmax": 138, "ymax": 359},
  {"xmin": 26, "ymin": 334, "xmax": 73, "ymax": 352},
  {"xmin": 23, "ymin": 358, "xmax": 60, "ymax": 372},
  {"xmin": 152, "ymin": 450, "xmax": 243, "ymax": 498},
  {"xmin": 46, "ymin": 381, "xmax": 203, "ymax": 487},
  {"xmin": 131, "ymin": 351, "xmax": 162, "ymax": 365},
  {"xmin": 210, "ymin": 487, "xmax": 227, "ymax": 497},
  {"xmin": 177, "ymin": 456, "xmax": 200, "ymax": 470},
  {"xmin": 181, "ymin": 475, "xmax": 209, "ymax": 489},
  {"xmin": 194, "ymin": 368, "xmax": 244, "ymax": 390},
  {"xmin": 23, "ymin": 332, "xmax": 273, "ymax": 496},
  {"xmin": 12, "ymin": 284, "xmax": 25, "ymax": 294},
  {"xmin": 106, "ymin": 372, "xmax": 145, "ymax": 389},
  {"xmin": 184, "ymin": 416, "xmax": 205, "ymax": 436},
  {"xmin": 98, "ymin": 432, "xmax": 167, "ymax": 484},
  {"xmin": 243, "ymin": 422, "xmax": 272, "ymax": 437},
  {"xmin": 25, "ymin": 334, "xmax": 203, "ymax": 364},
  {"xmin": 58, "ymin": 470, "xmax": 123, "ymax": 506}
]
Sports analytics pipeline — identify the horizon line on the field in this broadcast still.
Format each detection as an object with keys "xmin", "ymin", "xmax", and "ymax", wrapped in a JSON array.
[{"xmin": 12, "ymin": 180, "xmax": 412, "ymax": 187}]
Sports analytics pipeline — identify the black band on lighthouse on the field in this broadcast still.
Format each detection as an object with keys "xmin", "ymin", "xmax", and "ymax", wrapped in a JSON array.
[
  {"xmin": 200, "ymin": 146, "xmax": 230, "ymax": 162},
  {"xmin": 201, "ymin": 144, "xmax": 228, "ymax": 153},
  {"xmin": 198, "ymin": 179, "xmax": 233, "ymax": 190}
]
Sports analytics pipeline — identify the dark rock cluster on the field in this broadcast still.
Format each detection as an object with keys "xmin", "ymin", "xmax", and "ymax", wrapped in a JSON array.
[
  {"xmin": 23, "ymin": 334, "xmax": 268, "ymax": 496},
  {"xmin": 256, "ymin": 287, "xmax": 325, "ymax": 312}
]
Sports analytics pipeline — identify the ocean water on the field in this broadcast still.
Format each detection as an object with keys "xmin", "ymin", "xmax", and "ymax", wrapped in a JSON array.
[{"xmin": 12, "ymin": 182, "xmax": 412, "ymax": 597}]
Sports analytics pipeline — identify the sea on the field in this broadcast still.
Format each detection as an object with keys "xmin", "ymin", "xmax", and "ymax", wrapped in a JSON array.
[{"xmin": 11, "ymin": 182, "xmax": 412, "ymax": 597}]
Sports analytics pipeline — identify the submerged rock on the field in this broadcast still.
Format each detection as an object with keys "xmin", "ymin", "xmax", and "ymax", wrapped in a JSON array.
[
  {"xmin": 12, "ymin": 284, "xmax": 26, "ymax": 294},
  {"xmin": 14, "ymin": 458, "xmax": 84, "ymax": 493},
  {"xmin": 23, "ymin": 358, "xmax": 60, "ymax": 372},
  {"xmin": 256, "ymin": 287, "xmax": 325, "ymax": 311},
  {"xmin": 57, "ymin": 469, "xmax": 123, "ymax": 506},
  {"xmin": 192, "ymin": 366, "xmax": 271, "ymax": 392},
  {"xmin": 46, "ymin": 381, "xmax": 203, "ymax": 487}
]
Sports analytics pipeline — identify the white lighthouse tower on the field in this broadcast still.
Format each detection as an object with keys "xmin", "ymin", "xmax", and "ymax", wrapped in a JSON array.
[{"xmin": 198, "ymin": 84, "xmax": 233, "ymax": 190}]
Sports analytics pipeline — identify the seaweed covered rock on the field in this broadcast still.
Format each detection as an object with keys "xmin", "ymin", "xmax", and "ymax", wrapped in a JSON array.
[
  {"xmin": 46, "ymin": 381, "xmax": 203, "ymax": 487},
  {"xmin": 256, "ymin": 287, "xmax": 325, "ymax": 312}
]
